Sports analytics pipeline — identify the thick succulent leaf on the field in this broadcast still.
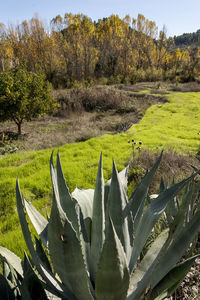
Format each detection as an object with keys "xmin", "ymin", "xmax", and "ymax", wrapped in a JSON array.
[
  {"xmin": 150, "ymin": 210, "xmax": 200, "ymax": 288},
  {"xmin": 90, "ymin": 153, "xmax": 105, "ymax": 280},
  {"xmin": 35, "ymin": 237, "xmax": 52, "ymax": 272},
  {"xmin": 21, "ymin": 252, "xmax": 48, "ymax": 300},
  {"xmin": 0, "ymin": 246, "xmax": 23, "ymax": 277},
  {"xmin": 127, "ymin": 152, "xmax": 163, "ymax": 233},
  {"xmin": 165, "ymin": 181, "xmax": 180, "ymax": 224},
  {"xmin": 16, "ymin": 180, "xmax": 73, "ymax": 300},
  {"xmin": 159, "ymin": 177, "xmax": 166, "ymax": 193},
  {"xmin": 72, "ymin": 187, "xmax": 94, "ymax": 241},
  {"xmin": 169, "ymin": 182, "xmax": 196, "ymax": 237},
  {"xmin": 2, "ymin": 261, "xmax": 21, "ymax": 298},
  {"xmin": 50, "ymin": 158, "xmax": 92, "ymax": 290},
  {"xmin": 50, "ymin": 153, "xmax": 79, "ymax": 234},
  {"xmin": 3, "ymin": 261, "xmax": 10, "ymax": 280},
  {"xmin": 129, "ymin": 229, "xmax": 169, "ymax": 293},
  {"xmin": 104, "ymin": 166, "xmax": 129, "ymax": 210},
  {"xmin": 129, "ymin": 173, "xmax": 196, "ymax": 273},
  {"xmin": 165, "ymin": 194, "xmax": 179, "ymax": 226},
  {"xmin": 24, "ymin": 198, "xmax": 48, "ymax": 248},
  {"xmin": 106, "ymin": 160, "xmax": 132, "ymax": 262},
  {"xmin": 95, "ymin": 218, "xmax": 130, "ymax": 300},
  {"xmin": 185, "ymin": 182, "xmax": 199, "ymax": 223},
  {"xmin": 0, "ymin": 274, "xmax": 15, "ymax": 300},
  {"xmin": 48, "ymin": 191, "xmax": 94, "ymax": 300},
  {"xmin": 118, "ymin": 166, "xmax": 129, "ymax": 193},
  {"xmin": 151, "ymin": 254, "xmax": 200, "ymax": 300},
  {"xmin": 77, "ymin": 207, "xmax": 92, "ymax": 278}
]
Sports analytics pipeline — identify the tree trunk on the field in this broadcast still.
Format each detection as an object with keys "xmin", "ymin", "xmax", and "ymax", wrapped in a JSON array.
[{"xmin": 17, "ymin": 122, "xmax": 22, "ymax": 135}]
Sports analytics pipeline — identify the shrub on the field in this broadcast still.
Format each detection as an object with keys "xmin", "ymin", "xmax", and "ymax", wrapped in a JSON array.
[{"xmin": 0, "ymin": 66, "xmax": 57, "ymax": 135}]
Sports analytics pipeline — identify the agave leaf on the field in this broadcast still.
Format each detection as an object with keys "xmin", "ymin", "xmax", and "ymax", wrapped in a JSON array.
[
  {"xmin": 104, "ymin": 166, "xmax": 129, "ymax": 211},
  {"xmin": 118, "ymin": 166, "xmax": 129, "ymax": 193},
  {"xmin": 106, "ymin": 160, "xmax": 132, "ymax": 262},
  {"xmin": 24, "ymin": 198, "xmax": 48, "ymax": 248},
  {"xmin": 127, "ymin": 152, "xmax": 163, "ymax": 233},
  {"xmin": 16, "ymin": 180, "xmax": 73, "ymax": 300},
  {"xmin": 2, "ymin": 261, "xmax": 21, "ymax": 298},
  {"xmin": 3, "ymin": 261, "xmax": 10, "ymax": 280},
  {"xmin": 159, "ymin": 177, "xmax": 166, "ymax": 193},
  {"xmin": 77, "ymin": 206, "xmax": 92, "ymax": 279},
  {"xmin": 150, "ymin": 210, "xmax": 200, "ymax": 288},
  {"xmin": 72, "ymin": 186, "xmax": 94, "ymax": 241},
  {"xmin": 165, "ymin": 194, "xmax": 179, "ymax": 226},
  {"xmin": 95, "ymin": 218, "xmax": 130, "ymax": 300},
  {"xmin": 0, "ymin": 274, "xmax": 15, "ymax": 300},
  {"xmin": 129, "ymin": 172, "xmax": 196, "ymax": 273},
  {"xmin": 169, "ymin": 182, "xmax": 196, "ymax": 237},
  {"xmin": 129, "ymin": 229, "xmax": 169, "ymax": 293},
  {"xmin": 21, "ymin": 251, "xmax": 48, "ymax": 300},
  {"xmin": 72, "ymin": 188, "xmax": 94, "ymax": 219},
  {"xmin": 127, "ymin": 201, "xmax": 200, "ymax": 299},
  {"xmin": 90, "ymin": 153, "xmax": 105, "ymax": 280},
  {"xmin": 186, "ymin": 182, "xmax": 200, "ymax": 223},
  {"xmin": 0, "ymin": 246, "xmax": 23, "ymax": 277},
  {"xmin": 35, "ymin": 237, "xmax": 52, "ymax": 272},
  {"xmin": 104, "ymin": 163, "xmax": 133, "ymax": 263},
  {"xmin": 50, "ymin": 153, "xmax": 79, "ymax": 234},
  {"xmin": 151, "ymin": 254, "xmax": 200, "ymax": 299},
  {"xmin": 48, "ymin": 190, "xmax": 94, "ymax": 300},
  {"xmin": 51, "ymin": 157, "xmax": 92, "ymax": 284}
]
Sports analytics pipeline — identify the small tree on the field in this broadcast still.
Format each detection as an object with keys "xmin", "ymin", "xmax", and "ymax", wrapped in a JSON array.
[{"xmin": 0, "ymin": 66, "xmax": 58, "ymax": 135}]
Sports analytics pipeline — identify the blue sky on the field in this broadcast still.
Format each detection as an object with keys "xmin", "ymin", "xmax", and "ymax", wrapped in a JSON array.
[{"xmin": 0, "ymin": 0, "xmax": 199, "ymax": 37}]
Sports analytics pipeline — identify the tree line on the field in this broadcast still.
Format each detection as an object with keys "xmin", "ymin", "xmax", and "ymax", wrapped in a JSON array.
[
  {"xmin": 0, "ymin": 13, "xmax": 200, "ymax": 87},
  {"xmin": 174, "ymin": 29, "xmax": 200, "ymax": 48}
]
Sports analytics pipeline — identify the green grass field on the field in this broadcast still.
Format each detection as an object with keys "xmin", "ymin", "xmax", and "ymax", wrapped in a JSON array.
[
  {"xmin": 0, "ymin": 89, "xmax": 200, "ymax": 257},
  {"xmin": 129, "ymin": 91, "xmax": 200, "ymax": 154}
]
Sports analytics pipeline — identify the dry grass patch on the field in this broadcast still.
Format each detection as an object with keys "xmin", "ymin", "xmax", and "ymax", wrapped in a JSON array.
[
  {"xmin": 1, "ymin": 85, "xmax": 167, "ymax": 152},
  {"xmin": 128, "ymin": 148, "xmax": 200, "ymax": 193}
]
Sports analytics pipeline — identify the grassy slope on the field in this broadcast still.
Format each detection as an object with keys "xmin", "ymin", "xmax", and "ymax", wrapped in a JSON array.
[
  {"xmin": 0, "ymin": 90, "xmax": 200, "ymax": 257},
  {"xmin": 129, "ymin": 91, "xmax": 200, "ymax": 154}
]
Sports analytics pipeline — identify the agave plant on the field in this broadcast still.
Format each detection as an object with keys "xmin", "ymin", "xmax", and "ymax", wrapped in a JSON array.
[{"xmin": 0, "ymin": 152, "xmax": 200, "ymax": 300}]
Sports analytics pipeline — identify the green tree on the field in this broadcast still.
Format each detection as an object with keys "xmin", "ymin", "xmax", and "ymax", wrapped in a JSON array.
[{"xmin": 0, "ymin": 66, "xmax": 57, "ymax": 135}]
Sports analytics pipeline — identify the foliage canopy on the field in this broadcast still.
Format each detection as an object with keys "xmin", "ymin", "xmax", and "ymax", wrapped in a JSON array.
[{"xmin": 0, "ymin": 67, "xmax": 57, "ymax": 134}]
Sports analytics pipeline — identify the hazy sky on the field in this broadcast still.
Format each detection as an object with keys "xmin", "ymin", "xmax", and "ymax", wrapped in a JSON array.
[{"xmin": 0, "ymin": 0, "xmax": 199, "ymax": 37}]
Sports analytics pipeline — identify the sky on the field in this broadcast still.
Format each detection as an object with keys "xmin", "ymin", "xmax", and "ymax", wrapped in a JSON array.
[{"xmin": 0, "ymin": 0, "xmax": 200, "ymax": 37}]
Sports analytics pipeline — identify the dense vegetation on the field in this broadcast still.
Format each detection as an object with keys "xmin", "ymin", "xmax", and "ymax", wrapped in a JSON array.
[
  {"xmin": 0, "ymin": 13, "xmax": 200, "ymax": 87},
  {"xmin": 0, "ymin": 66, "xmax": 57, "ymax": 134},
  {"xmin": 174, "ymin": 29, "xmax": 200, "ymax": 48}
]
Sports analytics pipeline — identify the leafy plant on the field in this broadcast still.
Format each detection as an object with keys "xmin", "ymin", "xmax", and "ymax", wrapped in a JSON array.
[
  {"xmin": 0, "ymin": 66, "xmax": 57, "ymax": 135},
  {"xmin": 0, "ymin": 152, "xmax": 200, "ymax": 299}
]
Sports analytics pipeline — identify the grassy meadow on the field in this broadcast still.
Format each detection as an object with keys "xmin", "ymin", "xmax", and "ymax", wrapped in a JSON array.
[
  {"xmin": 129, "ymin": 91, "xmax": 200, "ymax": 154},
  {"xmin": 0, "ymin": 84, "xmax": 200, "ymax": 257}
]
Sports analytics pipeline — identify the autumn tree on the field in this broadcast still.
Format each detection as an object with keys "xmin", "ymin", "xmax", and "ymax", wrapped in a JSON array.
[
  {"xmin": 95, "ymin": 14, "xmax": 134, "ymax": 77},
  {"xmin": 62, "ymin": 13, "xmax": 98, "ymax": 80},
  {"xmin": 0, "ymin": 66, "xmax": 57, "ymax": 135},
  {"xmin": 132, "ymin": 14, "xmax": 158, "ymax": 69}
]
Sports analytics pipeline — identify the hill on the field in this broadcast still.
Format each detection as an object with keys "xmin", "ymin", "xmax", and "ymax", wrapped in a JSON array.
[{"xmin": 174, "ymin": 29, "xmax": 200, "ymax": 49}]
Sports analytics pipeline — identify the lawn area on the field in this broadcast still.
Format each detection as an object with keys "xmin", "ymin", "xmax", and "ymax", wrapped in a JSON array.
[{"xmin": 0, "ymin": 87, "xmax": 200, "ymax": 257}]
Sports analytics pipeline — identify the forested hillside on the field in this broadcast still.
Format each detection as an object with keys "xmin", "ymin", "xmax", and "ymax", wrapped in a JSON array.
[
  {"xmin": 0, "ymin": 13, "xmax": 200, "ymax": 86},
  {"xmin": 174, "ymin": 29, "xmax": 200, "ymax": 48}
]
